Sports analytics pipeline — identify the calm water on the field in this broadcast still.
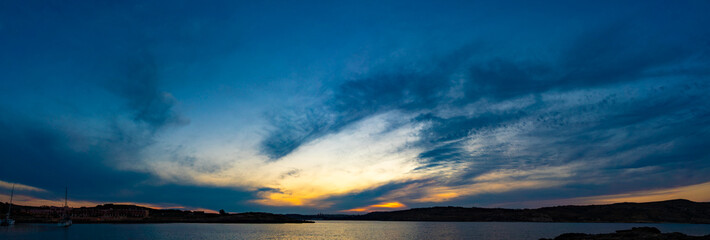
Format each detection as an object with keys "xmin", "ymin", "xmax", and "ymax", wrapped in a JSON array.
[{"xmin": 2, "ymin": 221, "xmax": 710, "ymax": 240}]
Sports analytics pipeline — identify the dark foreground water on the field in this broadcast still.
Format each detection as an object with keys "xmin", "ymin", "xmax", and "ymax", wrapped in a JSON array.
[{"xmin": 2, "ymin": 221, "xmax": 710, "ymax": 240}]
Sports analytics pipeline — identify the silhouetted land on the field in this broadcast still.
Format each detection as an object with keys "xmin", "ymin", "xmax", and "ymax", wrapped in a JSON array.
[
  {"xmin": 288, "ymin": 199, "xmax": 710, "ymax": 224},
  {"xmin": 4, "ymin": 199, "xmax": 709, "ymax": 224},
  {"xmin": 541, "ymin": 227, "xmax": 710, "ymax": 240},
  {"xmin": 0, "ymin": 203, "xmax": 311, "ymax": 223}
]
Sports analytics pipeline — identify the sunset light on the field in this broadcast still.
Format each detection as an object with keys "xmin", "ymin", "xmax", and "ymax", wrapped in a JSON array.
[{"xmin": 2, "ymin": 0, "xmax": 709, "ymax": 222}]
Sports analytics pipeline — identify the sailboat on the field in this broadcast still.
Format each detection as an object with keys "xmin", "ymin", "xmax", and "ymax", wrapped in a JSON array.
[
  {"xmin": 1, "ymin": 184, "xmax": 15, "ymax": 226},
  {"xmin": 57, "ymin": 187, "xmax": 72, "ymax": 227}
]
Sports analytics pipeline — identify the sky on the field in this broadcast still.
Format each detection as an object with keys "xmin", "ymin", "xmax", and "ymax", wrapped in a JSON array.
[{"xmin": 1, "ymin": 0, "xmax": 710, "ymax": 214}]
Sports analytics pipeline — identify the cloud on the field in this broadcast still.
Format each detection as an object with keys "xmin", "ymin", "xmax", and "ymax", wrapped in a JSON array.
[
  {"xmin": 258, "ymin": 48, "xmax": 476, "ymax": 159},
  {"xmin": 90, "ymin": 51, "xmax": 194, "ymax": 172},
  {"xmin": 259, "ymin": 20, "xmax": 708, "ymax": 163},
  {"xmin": 136, "ymin": 111, "xmax": 433, "ymax": 209},
  {"xmin": 250, "ymin": 111, "xmax": 428, "ymax": 207},
  {"xmin": 0, "ymin": 180, "xmax": 46, "ymax": 192},
  {"xmin": 5, "ymin": 1, "xmax": 707, "ymax": 214},
  {"xmin": 0, "ymin": 193, "xmax": 103, "ymax": 208},
  {"xmin": 106, "ymin": 52, "xmax": 188, "ymax": 130},
  {"xmin": 260, "ymin": 107, "xmax": 335, "ymax": 160},
  {"xmin": 248, "ymin": 21, "xmax": 710, "ymax": 210},
  {"xmin": 0, "ymin": 50, "xmax": 197, "ymax": 209},
  {"xmin": 0, "ymin": 112, "xmax": 147, "ymax": 196}
]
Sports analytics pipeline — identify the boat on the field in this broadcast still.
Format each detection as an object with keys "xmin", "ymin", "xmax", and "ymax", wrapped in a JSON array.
[
  {"xmin": 57, "ymin": 187, "xmax": 72, "ymax": 227},
  {"xmin": 1, "ymin": 184, "xmax": 15, "ymax": 226}
]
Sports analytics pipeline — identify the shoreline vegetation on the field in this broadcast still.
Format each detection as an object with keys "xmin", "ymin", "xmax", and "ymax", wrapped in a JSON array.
[{"xmin": 1, "ymin": 199, "xmax": 709, "ymax": 224}]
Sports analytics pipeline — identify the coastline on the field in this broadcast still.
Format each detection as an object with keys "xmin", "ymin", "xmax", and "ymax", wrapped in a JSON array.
[{"xmin": 541, "ymin": 227, "xmax": 710, "ymax": 240}]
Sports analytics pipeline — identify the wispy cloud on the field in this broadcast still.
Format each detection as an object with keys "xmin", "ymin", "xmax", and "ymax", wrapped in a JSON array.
[
  {"xmin": 0, "ymin": 180, "xmax": 46, "ymax": 192},
  {"xmin": 138, "ymin": 111, "xmax": 430, "ymax": 208},
  {"xmin": 3, "ymin": 0, "xmax": 709, "ymax": 213},
  {"xmin": 132, "ymin": 20, "xmax": 710, "ymax": 211}
]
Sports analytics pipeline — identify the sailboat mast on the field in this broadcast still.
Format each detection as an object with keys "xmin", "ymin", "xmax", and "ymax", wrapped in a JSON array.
[
  {"xmin": 5, "ymin": 184, "xmax": 13, "ymax": 220},
  {"xmin": 58, "ymin": 186, "xmax": 72, "ymax": 227}
]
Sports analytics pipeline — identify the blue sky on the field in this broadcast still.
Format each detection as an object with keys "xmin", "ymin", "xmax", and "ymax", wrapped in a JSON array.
[{"xmin": 1, "ymin": 0, "xmax": 710, "ymax": 213}]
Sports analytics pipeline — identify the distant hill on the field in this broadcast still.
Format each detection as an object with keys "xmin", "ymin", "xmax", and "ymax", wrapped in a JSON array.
[
  {"xmin": 291, "ymin": 199, "xmax": 710, "ymax": 224},
  {"xmin": 0, "ymin": 202, "xmax": 311, "ymax": 224},
  {"xmin": 5, "ymin": 199, "xmax": 709, "ymax": 224}
]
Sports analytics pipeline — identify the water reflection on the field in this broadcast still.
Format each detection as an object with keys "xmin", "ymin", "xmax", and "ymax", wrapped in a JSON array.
[{"xmin": 2, "ymin": 221, "xmax": 710, "ymax": 240}]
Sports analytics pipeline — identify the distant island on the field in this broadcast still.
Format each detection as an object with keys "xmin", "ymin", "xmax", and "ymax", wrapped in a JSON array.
[
  {"xmin": 3, "ymin": 199, "xmax": 710, "ymax": 224},
  {"xmin": 288, "ymin": 199, "xmax": 710, "ymax": 224},
  {"xmin": 541, "ymin": 227, "xmax": 710, "ymax": 240},
  {"xmin": 0, "ymin": 203, "xmax": 311, "ymax": 224}
]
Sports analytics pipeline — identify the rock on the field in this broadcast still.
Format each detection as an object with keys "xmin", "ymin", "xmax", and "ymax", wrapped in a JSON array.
[{"xmin": 540, "ymin": 227, "xmax": 710, "ymax": 240}]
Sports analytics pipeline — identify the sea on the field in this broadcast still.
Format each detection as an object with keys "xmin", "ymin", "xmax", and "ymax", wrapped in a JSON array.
[{"xmin": 2, "ymin": 221, "xmax": 710, "ymax": 240}]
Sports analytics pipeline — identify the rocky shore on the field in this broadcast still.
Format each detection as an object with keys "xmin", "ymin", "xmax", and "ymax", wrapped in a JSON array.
[{"xmin": 541, "ymin": 227, "xmax": 710, "ymax": 240}]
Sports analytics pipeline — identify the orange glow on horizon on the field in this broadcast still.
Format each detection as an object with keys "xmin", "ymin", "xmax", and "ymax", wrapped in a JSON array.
[
  {"xmin": 371, "ymin": 201, "xmax": 405, "ymax": 208},
  {"xmin": 343, "ymin": 208, "xmax": 368, "ymax": 212},
  {"xmin": 576, "ymin": 181, "xmax": 710, "ymax": 204},
  {"xmin": 250, "ymin": 191, "xmax": 336, "ymax": 209},
  {"xmin": 252, "ymin": 192, "xmax": 305, "ymax": 206},
  {"xmin": 484, "ymin": 180, "xmax": 710, "ymax": 208},
  {"xmin": 343, "ymin": 201, "xmax": 407, "ymax": 212},
  {"xmin": 113, "ymin": 202, "xmax": 186, "ymax": 210}
]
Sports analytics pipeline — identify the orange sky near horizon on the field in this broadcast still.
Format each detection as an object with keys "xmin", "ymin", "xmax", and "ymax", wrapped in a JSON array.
[{"xmin": 4, "ymin": 180, "xmax": 710, "ymax": 213}]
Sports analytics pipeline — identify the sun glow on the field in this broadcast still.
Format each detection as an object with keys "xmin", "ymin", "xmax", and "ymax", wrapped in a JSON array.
[
  {"xmin": 343, "ymin": 201, "xmax": 407, "ymax": 212},
  {"xmin": 371, "ymin": 202, "xmax": 405, "ymax": 208},
  {"xmin": 181, "ymin": 112, "xmax": 432, "ymax": 208}
]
